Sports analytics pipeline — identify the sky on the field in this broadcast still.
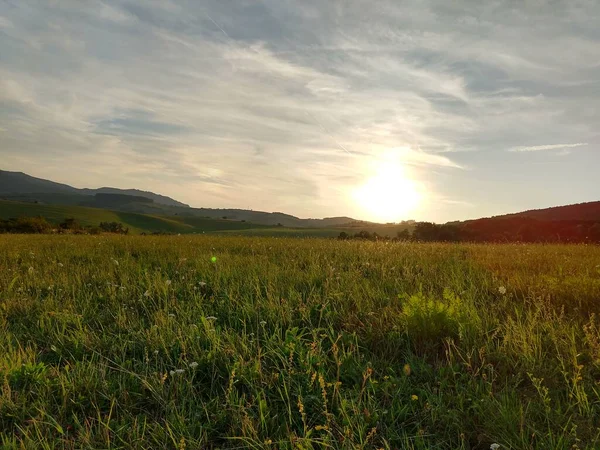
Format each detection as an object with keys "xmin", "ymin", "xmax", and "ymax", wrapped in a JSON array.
[{"xmin": 1, "ymin": 0, "xmax": 599, "ymax": 223}]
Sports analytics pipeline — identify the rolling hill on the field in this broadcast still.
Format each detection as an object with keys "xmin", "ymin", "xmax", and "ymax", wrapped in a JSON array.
[
  {"xmin": 499, "ymin": 201, "xmax": 600, "ymax": 222},
  {"xmin": 0, "ymin": 200, "xmax": 267, "ymax": 235},
  {"xmin": 0, "ymin": 170, "xmax": 357, "ymax": 227},
  {"xmin": 0, "ymin": 170, "xmax": 188, "ymax": 207}
]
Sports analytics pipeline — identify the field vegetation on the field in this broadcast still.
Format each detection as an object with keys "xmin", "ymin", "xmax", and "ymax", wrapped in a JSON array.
[{"xmin": 1, "ymin": 235, "xmax": 599, "ymax": 449}]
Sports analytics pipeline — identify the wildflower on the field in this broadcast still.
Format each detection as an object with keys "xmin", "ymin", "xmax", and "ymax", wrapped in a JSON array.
[
  {"xmin": 144, "ymin": 290, "xmax": 151, "ymax": 297},
  {"xmin": 154, "ymin": 350, "xmax": 159, "ymax": 355},
  {"xmin": 498, "ymin": 286, "xmax": 507, "ymax": 295},
  {"xmin": 211, "ymin": 256, "xmax": 217, "ymax": 263},
  {"xmin": 169, "ymin": 370, "xmax": 175, "ymax": 376},
  {"xmin": 168, "ymin": 314, "xmax": 175, "ymax": 318},
  {"xmin": 403, "ymin": 364, "xmax": 411, "ymax": 376},
  {"xmin": 189, "ymin": 362, "xmax": 199, "ymax": 369},
  {"xmin": 205, "ymin": 316, "xmax": 217, "ymax": 321},
  {"xmin": 260, "ymin": 320, "xmax": 267, "ymax": 326},
  {"xmin": 490, "ymin": 445, "xmax": 500, "ymax": 450},
  {"xmin": 57, "ymin": 263, "xmax": 64, "ymax": 267},
  {"xmin": 199, "ymin": 281, "xmax": 207, "ymax": 287},
  {"xmin": 175, "ymin": 369, "xmax": 185, "ymax": 374},
  {"xmin": 411, "ymin": 394, "xmax": 419, "ymax": 401},
  {"xmin": 166, "ymin": 280, "xmax": 172, "ymax": 286},
  {"xmin": 112, "ymin": 259, "xmax": 119, "ymax": 266}
]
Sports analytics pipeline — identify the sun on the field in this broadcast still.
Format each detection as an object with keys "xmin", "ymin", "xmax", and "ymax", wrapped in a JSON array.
[{"xmin": 353, "ymin": 156, "xmax": 422, "ymax": 223}]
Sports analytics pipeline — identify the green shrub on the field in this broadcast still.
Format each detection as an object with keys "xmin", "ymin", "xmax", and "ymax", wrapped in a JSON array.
[{"xmin": 400, "ymin": 290, "xmax": 465, "ymax": 356}]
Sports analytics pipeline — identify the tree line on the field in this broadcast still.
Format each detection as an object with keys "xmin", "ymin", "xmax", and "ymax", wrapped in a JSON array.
[{"xmin": 0, "ymin": 217, "xmax": 129, "ymax": 235}]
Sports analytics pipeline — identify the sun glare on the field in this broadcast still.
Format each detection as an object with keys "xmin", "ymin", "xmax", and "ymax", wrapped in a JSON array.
[{"xmin": 353, "ymin": 154, "xmax": 422, "ymax": 223}]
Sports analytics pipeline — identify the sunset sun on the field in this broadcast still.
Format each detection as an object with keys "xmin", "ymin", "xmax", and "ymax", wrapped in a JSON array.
[{"xmin": 354, "ymin": 155, "xmax": 422, "ymax": 223}]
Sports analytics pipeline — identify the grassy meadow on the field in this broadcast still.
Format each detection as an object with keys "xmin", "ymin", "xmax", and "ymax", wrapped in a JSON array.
[{"xmin": 1, "ymin": 235, "xmax": 599, "ymax": 449}]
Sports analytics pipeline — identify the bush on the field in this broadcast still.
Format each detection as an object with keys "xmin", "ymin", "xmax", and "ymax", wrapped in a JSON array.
[
  {"xmin": 99, "ymin": 222, "xmax": 129, "ymax": 234},
  {"xmin": 0, "ymin": 216, "xmax": 53, "ymax": 234},
  {"xmin": 400, "ymin": 291, "xmax": 465, "ymax": 356},
  {"xmin": 59, "ymin": 218, "xmax": 81, "ymax": 232}
]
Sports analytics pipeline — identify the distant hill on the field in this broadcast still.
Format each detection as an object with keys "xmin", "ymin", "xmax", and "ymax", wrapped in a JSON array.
[
  {"xmin": 0, "ymin": 170, "xmax": 79, "ymax": 195},
  {"xmin": 0, "ymin": 170, "xmax": 188, "ymax": 207},
  {"xmin": 499, "ymin": 201, "xmax": 600, "ymax": 222},
  {"xmin": 419, "ymin": 201, "xmax": 600, "ymax": 243},
  {"xmin": 81, "ymin": 187, "xmax": 189, "ymax": 208},
  {"xmin": 189, "ymin": 208, "xmax": 355, "ymax": 228},
  {"xmin": 0, "ymin": 170, "xmax": 358, "ymax": 228}
]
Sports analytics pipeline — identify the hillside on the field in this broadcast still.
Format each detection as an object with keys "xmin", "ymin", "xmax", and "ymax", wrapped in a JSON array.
[
  {"xmin": 0, "ymin": 200, "xmax": 266, "ymax": 235},
  {"xmin": 0, "ymin": 170, "xmax": 188, "ymax": 208},
  {"xmin": 0, "ymin": 170, "xmax": 78, "ymax": 195},
  {"xmin": 500, "ymin": 201, "xmax": 600, "ymax": 222},
  {"xmin": 0, "ymin": 170, "xmax": 358, "ymax": 228}
]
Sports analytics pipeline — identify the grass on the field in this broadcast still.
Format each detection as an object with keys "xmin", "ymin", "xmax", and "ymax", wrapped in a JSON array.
[
  {"xmin": 1, "ymin": 235, "xmax": 599, "ymax": 449},
  {"xmin": 215, "ymin": 227, "xmax": 342, "ymax": 238}
]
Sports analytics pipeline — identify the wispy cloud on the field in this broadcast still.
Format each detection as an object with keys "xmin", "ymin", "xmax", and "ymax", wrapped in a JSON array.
[{"xmin": 508, "ymin": 143, "xmax": 589, "ymax": 152}]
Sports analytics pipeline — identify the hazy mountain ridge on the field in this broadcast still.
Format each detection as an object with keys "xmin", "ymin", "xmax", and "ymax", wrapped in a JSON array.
[
  {"xmin": 0, "ymin": 170, "xmax": 357, "ymax": 227},
  {"xmin": 0, "ymin": 170, "xmax": 189, "ymax": 208}
]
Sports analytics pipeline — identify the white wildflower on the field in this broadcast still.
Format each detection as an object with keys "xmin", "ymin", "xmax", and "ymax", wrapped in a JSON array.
[
  {"xmin": 28, "ymin": 267, "xmax": 34, "ymax": 274},
  {"xmin": 169, "ymin": 370, "xmax": 175, "ymax": 376},
  {"xmin": 112, "ymin": 259, "xmax": 119, "ymax": 266},
  {"xmin": 154, "ymin": 350, "xmax": 159, "ymax": 355},
  {"xmin": 57, "ymin": 263, "xmax": 64, "ymax": 267},
  {"xmin": 498, "ymin": 286, "xmax": 507, "ymax": 295},
  {"xmin": 168, "ymin": 314, "xmax": 175, "ymax": 318},
  {"xmin": 260, "ymin": 320, "xmax": 267, "ymax": 326},
  {"xmin": 205, "ymin": 316, "xmax": 217, "ymax": 321},
  {"xmin": 175, "ymin": 369, "xmax": 185, "ymax": 374},
  {"xmin": 144, "ymin": 290, "xmax": 151, "ymax": 297},
  {"xmin": 189, "ymin": 362, "xmax": 199, "ymax": 369},
  {"xmin": 490, "ymin": 444, "xmax": 500, "ymax": 450},
  {"xmin": 165, "ymin": 280, "xmax": 172, "ymax": 286},
  {"xmin": 199, "ymin": 281, "xmax": 207, "ymax": 287}
]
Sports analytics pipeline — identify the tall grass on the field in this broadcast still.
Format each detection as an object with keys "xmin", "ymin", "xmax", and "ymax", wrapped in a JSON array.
[{"xmin": 1, "ymin": 235, "xmax": 599, "ymax": 449}]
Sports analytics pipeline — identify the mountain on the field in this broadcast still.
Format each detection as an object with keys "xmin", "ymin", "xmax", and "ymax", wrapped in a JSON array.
[
  {"xmin": 0, "ymin": 170, "xmax": 79, "ymax": 195},
  {"xmin": 0, "ymin": 170, "xmax": 357, "ymax": 228},
  {"xmin": 0, "ymin": 170, "xmax": 188, "ymax": 207},
  {"xmin": 81, "ymin": 187, "xmax": 188, "ymax": 208}
]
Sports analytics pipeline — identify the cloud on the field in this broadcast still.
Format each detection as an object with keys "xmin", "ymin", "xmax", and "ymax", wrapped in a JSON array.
[{"xmin": 508, "ymin": 143, "xmax": 589, "ymax": 152}]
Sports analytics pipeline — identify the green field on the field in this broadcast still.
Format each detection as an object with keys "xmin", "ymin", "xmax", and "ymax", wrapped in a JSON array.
[
  {"xmin": 0, "ymin": 200, "xmax": 268, "ymax": 235},
  {"xmin": 1, "ymin": 236, "xmax": 599, "ymax": 449},
  {"xmin": 216, "ymin": 227, "xmax": 342, "ymax": 238}
]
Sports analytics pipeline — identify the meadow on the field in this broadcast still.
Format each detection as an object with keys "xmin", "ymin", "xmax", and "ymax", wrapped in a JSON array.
[{"xmin": 1, "ymin": 235, "xmax": 599, "ymax": 449}]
